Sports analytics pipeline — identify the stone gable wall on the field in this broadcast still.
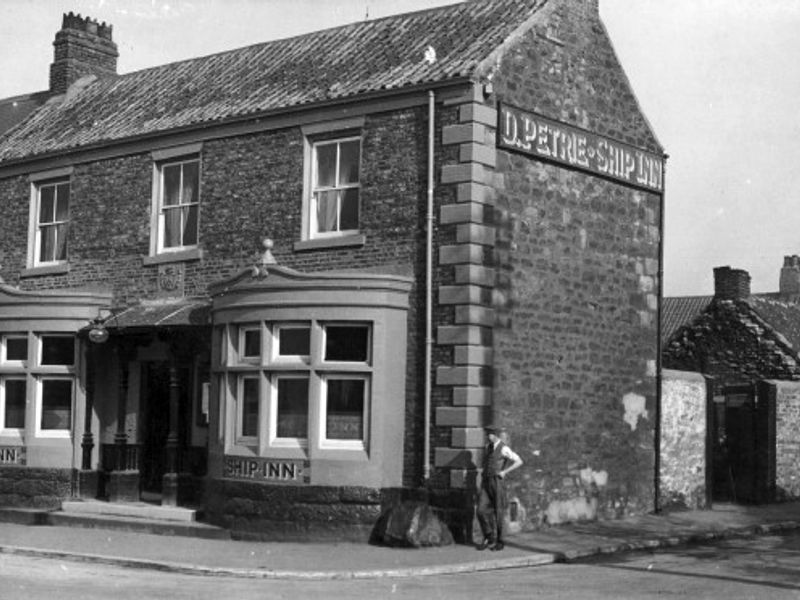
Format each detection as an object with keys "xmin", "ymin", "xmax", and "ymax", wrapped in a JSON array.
[{"xmin": 483, "ymin": 0, "xmax": 662, "ymax": 526}]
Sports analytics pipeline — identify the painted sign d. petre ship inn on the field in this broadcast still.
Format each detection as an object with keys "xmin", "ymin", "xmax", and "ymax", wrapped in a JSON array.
[{"xmin": 0, "ymin": 0, "xmax": 665, "ymax": 540}]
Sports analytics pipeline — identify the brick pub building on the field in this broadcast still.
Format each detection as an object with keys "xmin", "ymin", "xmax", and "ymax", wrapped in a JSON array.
[{"xmin": 0, "ymin": 0, "xmax": 665, "ymax": 540}]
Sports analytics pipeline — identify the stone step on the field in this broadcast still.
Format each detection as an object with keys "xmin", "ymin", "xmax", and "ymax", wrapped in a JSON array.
[
  {"xmin": 48, "ymin": 511, "xmax": 231, "ymax": 540},
  {"xmin": 61, "ymin": 499, "xmax": 197, "ymax": 522}
]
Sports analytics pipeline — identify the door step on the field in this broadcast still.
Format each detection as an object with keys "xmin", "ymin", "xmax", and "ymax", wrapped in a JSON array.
[
  {"xmin": 61, "ymin": 499, "xmax": 197, "ymax": 522},
  {"xmin": 0, "ymin": 501, "xmax": 231, "ymax": 540}
]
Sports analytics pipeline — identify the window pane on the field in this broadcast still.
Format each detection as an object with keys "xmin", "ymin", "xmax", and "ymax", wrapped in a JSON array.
[
  {"xmin": 315, "ymin": 144, "xmax": 337, "ymax": 188},
  {"xmin": 183, "ymin": 204, "xmax": 198, "ymax": 246},
  {"xmin": 41, "ymin": 336, "xmax": 74, "ymax": 365},
  {"xmin": 242, "ymin": 329, "xmax": 260, "ymax": 358},
  {"xmin": 276, "ymin": 377, "xmax": 308, "ymax": 438},
  {"xmin": 315, "ymin": 190, "xmax": 338, "ymax": 233},
  {"xmin": 39, "ymin": 224, "xmax": 56, "ymax": 262},
  {"xmin": 55, "ymin": 184, "xmax": 70, "ymax": 221},
  {"xmin": 326, "ymin": 379, "xmax": 365, "ymax": 440},
  {"xmin": 39, "ymin": 186, "xmax": 55, "ymax": 223},
  {"xmin": 338, "ymin": 140, "xmax": 360, "ymax": 185},
  {"xmin": 41, "ymin": 379, "xmax": 72, "ymax": 430},
  {"xmin": 55, "ymin": 222, "xmax": 68, "ymax": 261},
  {"xmin": 181, "ymin": 161, "xmax": 199, "ymax": 204},
  {"xmin": 163, "ymin": 164, "xmax": 181, "ymax": 206},
  {"xmin": 241, "ymin": 378, "xmax": 259, "ymax": 438},
  {"xmin": 163, "ymin": 206, "xmax": 181, "ymax": 247},
  {"xmin": 4, "ymin": 379, "xmax": 26, "ymax": 429},
  {"xmin": 339, "ymin": 188, "xmax": 359, "ymax": 231},
  {"xmin": 278, "ymin": 327, "xmax": 310, "ymax": 356},
  {"xmin": 6, "ymin": 337, "xmax": 27, "ymax": 361},
  {"xmin": 325, "ymin": 325, "xmax": 369, "ymax": 362}
]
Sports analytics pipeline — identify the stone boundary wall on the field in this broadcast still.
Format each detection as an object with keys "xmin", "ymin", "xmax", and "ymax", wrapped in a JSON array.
[
  {"xmin": 659, "ymin": 370, "xmax": 708, "ymax": 510},
  {"xmin": 770, "ymin": 380, "xmax": 800, "ymax": 500}
]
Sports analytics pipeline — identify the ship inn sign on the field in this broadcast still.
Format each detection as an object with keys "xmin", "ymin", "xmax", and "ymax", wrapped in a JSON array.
[{"xmin": 499, "ymin": 103, "xmax": 664, "ymax": 193}]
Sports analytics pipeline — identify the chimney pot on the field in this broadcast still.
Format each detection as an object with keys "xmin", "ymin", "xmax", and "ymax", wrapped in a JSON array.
[
  {"xmin": 780, "ymin": 255, "xmax": 800, "ymax": 296},
  {"xmin": 49, "ymin": 12, "xmax": 118, "ymax": 96},
  {"xmin": 713, "ymin": 266, "xmax": 751, "ymax": 300}
]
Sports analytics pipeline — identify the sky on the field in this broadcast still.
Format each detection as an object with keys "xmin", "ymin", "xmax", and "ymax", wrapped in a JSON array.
[{"xmin": 2, "ymin": 0, "xmax": 800, "ymax": 297}]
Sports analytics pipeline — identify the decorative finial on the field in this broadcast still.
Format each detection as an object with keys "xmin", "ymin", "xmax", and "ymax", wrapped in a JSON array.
[{"xmin": 252, "ymin": 238, "xmax": 276, "ymax": 278}]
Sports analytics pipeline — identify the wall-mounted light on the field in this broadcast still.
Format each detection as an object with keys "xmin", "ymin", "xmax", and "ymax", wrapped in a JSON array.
[{"xmin": 88, "ymin": 318, "xmax": 109, "ymax": 344}]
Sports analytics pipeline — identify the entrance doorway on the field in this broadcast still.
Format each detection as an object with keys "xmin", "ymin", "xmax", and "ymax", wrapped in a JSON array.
[
  {"xmin": 139, "ymin": 362, "xmax": 190, "ymax": 500},
  {"xmin": 711, "ymin": 384, "xmax": 773, "ymax": 504}
]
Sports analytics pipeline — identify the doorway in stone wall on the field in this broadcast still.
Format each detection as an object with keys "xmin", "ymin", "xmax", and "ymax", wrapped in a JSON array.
[
  {"xmin": 711, "ymin": 384, "xmax": 773, "ymax": 504},
  {"xmin": 139, "ymin": 362, "xmax": 190, "ymax": 501}
]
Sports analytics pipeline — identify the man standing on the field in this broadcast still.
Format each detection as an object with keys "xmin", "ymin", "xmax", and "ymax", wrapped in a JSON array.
[{"xmin": 477, "ymin": 424, "xmax": 523, "ymax": 551}]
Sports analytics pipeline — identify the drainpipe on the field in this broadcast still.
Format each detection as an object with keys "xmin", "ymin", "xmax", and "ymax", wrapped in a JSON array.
[
  {"xmin": 423, "ymin": 89, "xmax": 435, "ymax": 484},
  {"xmin": 654, "ymin": 155, "xmax": 667, "ymax": 513}
]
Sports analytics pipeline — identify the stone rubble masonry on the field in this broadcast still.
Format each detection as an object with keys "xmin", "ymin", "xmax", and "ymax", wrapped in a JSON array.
[
  {"xmin": 484, "ymin": 0, "xmax": 662, "ymax": 526},
  {"xmin": 436, "ymin": 85, "xmax": 498, "ymax": 489},
  {"xmin": 659, "ymin": 370, "xmax": 709, "ymax": 510},
  {"xmin": 768, "ymin": 381, "xmax": 800, "ymax": 500},
  {"xmin": 0, "ymin": 467, "xmax": 72, "ymax": 508}
]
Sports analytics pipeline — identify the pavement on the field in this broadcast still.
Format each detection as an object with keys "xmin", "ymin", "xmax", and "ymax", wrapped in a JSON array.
[{"xmin": 1, "ymin": 502, "xmax": 799, "ymax": 580}]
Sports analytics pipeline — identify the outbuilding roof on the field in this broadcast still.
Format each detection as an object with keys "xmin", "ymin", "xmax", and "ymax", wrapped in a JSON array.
[
  {"xmin": 662, "ymin": 293, "xmax": 800, "ymax": 356},
  {"xmin": 0, "ymin": 0, "xmax": 547, "ymax": 164}
]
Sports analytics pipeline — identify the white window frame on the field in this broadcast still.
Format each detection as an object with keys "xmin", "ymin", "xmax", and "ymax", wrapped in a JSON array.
[
  {"xmin": 235, "ymin": 374, "xmax": 261, "ymax": 445},
  {"xmin": 300, "ymin": 118, "xmax": 365, "ymax": 243},
  {"xmin": 0, "ymin": 376, "xmax": 26, "ymax": 434},
  {"xmin": 34, "ymin": 375, "xmax": 73, "ymax": 438},
  {"xmin": 319, "ymin": 373, "xmax": 370, "ymax": 450},
  {"xmin": 239, "ymin": 325, "xmax": 262, "ymax": 364},
  {"xmin": 27, "ymin": 167, "xmax": 73, "ymax": 269},
  {"xmin": 38, "ymin": 334, "xmax": 76, "ymax": 367},
  {"xmin": 269, "ymin": 373, "xmax": 310, "ymax": 449},
  {"xmin": 149, "ymin": 143, "xmax": 203, "ymax": 257},
  {"xmin": 1, "ymin": 334, "xmax": 28, "ymax": 367},
  {"xmin": 308, "ymin": 136, "xmax": 361, "ymax": 239},
  {"xmin": 221, "ymin": 319, "xmax": 373, "ymax": 455},
  {"xmin": 271, "ymin": 322, "xmax": 311, "ymax": 364},
  {"xmin": 321, "ymin": 322, "xmax": 372, "ymax": 365}
]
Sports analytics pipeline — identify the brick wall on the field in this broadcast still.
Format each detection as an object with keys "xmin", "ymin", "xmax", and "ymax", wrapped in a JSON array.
[
  {"xmin": 483, "ymin": 0, "xmax": 662, "ymax": 525},
  {"xmin": 0, "ymin": 107, "xmax": 436, "ymax": 490}
]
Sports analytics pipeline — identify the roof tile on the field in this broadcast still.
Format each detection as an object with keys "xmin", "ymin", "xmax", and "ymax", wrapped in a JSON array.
[{"xmin": 0, "ymin": 0, "xmax": 547, "ymax": 162}]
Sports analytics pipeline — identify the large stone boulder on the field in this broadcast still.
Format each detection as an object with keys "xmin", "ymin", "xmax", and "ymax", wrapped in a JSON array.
[{"xmin": 371, "ymin": 501, "xmax": 454, "ymax": 547}]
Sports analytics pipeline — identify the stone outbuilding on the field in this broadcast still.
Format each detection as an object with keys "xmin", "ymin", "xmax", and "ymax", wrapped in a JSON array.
[
  {"xmin": 662, "ymin": 261, "xmax": 800, "ymax": 506},
  {"xmin": 0, "ymin": 0, "xmax": 664, "ymax": 540}
]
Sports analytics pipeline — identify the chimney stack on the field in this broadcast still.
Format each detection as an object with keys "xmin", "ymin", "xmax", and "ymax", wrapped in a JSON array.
[
  {"xmin": 713, "ymin": 266, "xmax": 751, "ymax": 300},
  {"xmin": 779, "ymin": 255, "xmax": 800, "ymax": 296},
  {"xmin": 49, "ymin": 12, "xmax": 118, "ymax": 96}
]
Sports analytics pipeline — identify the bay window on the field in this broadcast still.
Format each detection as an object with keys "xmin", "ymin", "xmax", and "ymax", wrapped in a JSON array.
[{"xmin": 222, "ymin": 321, "xmax": 372, "ymax": 452}]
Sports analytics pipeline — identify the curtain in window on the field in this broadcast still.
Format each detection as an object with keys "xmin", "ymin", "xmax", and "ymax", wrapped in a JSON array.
[
  {"xmin": 164, "ymin": 207, "xmax": 182, "ymax": 247},
  {"xmin": 316, "ymin": 190, "xmax": 338, "ymax": 233},
  {"xmin": 55, "ymin": 222, "xmax": 68, "ymax": 260}
]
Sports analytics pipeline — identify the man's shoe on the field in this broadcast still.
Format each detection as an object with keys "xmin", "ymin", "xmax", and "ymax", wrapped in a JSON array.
[
  {"xmin": 490, "ymin": 541, "xmax": 505, "ymax": 551},
  {"xmin": 476, "ymin": 539, "xmax": 492, "ymax": 551}
]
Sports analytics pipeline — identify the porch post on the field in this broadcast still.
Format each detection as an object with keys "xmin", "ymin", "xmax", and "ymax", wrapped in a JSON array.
[
  {"xmin": 107, "ymin": 341, "xmax": 140, "ymax": 502},
  {"xmin": 81, "ymin": 342, "xmax": 95, "ymax": 470},
  {"xmin": 77, "ymin": 341, "xmax": 98, "ymax": 499},
  {"xmin": 162, "ymin": 361, "xmax": 181, "ymax": 506}
]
